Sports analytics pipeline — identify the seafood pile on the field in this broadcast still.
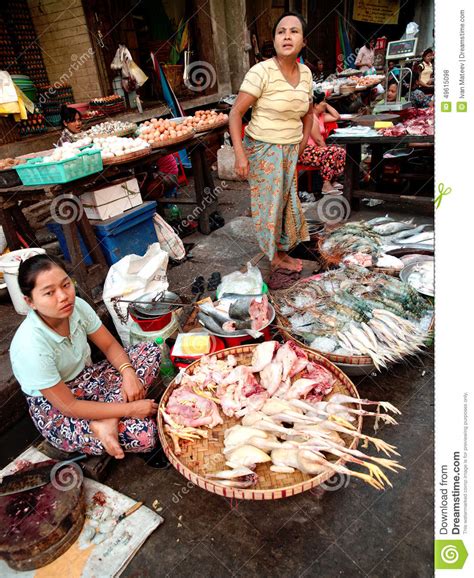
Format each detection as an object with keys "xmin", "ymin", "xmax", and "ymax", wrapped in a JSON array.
[
  {"xmin": 318, "ymin": 215, "xmax": 433, "ymax": 268},
  {"xmin": 272, "ymin": 265, "xmax": 433, "ymax": 369},
  {"xmin": 197, "ymin": 294, "xmax": 271, "ymax": 337},
  {"xmin": 160, "ymin": 341, "xmax": 403, "ymax": 490}
]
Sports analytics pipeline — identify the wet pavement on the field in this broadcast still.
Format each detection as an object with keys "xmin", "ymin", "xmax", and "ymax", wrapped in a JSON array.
[{"xmin": 0, "ymin": 176, "xmax": 434, "ymax": 576}]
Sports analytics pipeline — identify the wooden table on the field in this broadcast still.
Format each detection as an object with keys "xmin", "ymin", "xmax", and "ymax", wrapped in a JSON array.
[
  {"xmin": 0, "ymin": 127, "xmax": 224, "ymax": 299},
  {"xmin": 326, "ymin": 133, "xmax": 434, "ymax": 211}
]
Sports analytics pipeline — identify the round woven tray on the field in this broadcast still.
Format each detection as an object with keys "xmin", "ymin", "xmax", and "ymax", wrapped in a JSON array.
[
  {"xmin": 150, "ymin": 130, "xmax": 196, "ymax": 149},
  {"xmin": 194, "ymin": 118, "xmax": 229, "ymax": 134},
  {"xmin": 275, "ymin": 319, "xmax": 373, "ymax": 366},
  {"xmin": 157, "ymin": 344, "xmax": 362, "ymax": 500},
  {"xmin": 102, "ymin": 148, "xmax": 151, "ymax": 165}
]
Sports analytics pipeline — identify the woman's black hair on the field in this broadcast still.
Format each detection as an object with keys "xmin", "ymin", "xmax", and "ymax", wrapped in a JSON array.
[
  {"xmin": 312, "ymin": 90, "xmax": 325, "ymax": 104},
  {"xmin": 422, "ymin": 47, "xmax": 434, "ymax": 60},
  {"xmin": 60, "ymin": 104, "xmax": 81, "ymax": 127},
  {"xmin": 18, "ymin": 254, "xmax": 66, "ymax": 298},
  {"xmin": 272, "ymin": 11, "xmax": 307, "ymax": 38},
  {"xmin": 364, "ymin": 38, "xmax": 375, "ymax": 49}
]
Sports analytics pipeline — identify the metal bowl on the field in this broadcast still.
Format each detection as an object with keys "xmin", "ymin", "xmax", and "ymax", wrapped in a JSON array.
[
  {"xmin": 132, "ymin": 291, "xmax": 181, "ymax": 317},
  {"xmin": 399, "ymin": 257, "xmax": 434, "ymax": 297}
]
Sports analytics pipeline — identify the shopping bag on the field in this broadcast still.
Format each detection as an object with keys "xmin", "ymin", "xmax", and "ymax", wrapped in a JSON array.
[{"xmin": 103, "ymin": 243, "xmax": 169, "ymax": 345}]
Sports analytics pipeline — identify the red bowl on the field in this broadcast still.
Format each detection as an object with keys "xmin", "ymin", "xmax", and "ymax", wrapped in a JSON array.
[{"xmin": 130, "ymin": 311, "xmax": 172, "ymax": 332}]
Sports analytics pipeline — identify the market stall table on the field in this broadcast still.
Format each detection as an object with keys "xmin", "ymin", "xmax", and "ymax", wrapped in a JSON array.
[
  {"xmin": 326, "ymin": 133, "xmax": 434, "ymax": 210},
  {"xmin": 0, "ymin": 127, "xmax": 225, "ymax": 298}
]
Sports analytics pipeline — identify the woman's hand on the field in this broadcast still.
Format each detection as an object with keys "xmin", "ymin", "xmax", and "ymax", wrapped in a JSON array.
[
  {"xmin": 235, "ymin": 151, "xmax": 249, "ymax": 179},
  {"xmin": 298, "ymin": 143, "xmax": 306, "ymax": 158},
  {"xmin": 128, "ymin": 399, "xmax": 159, "ymax": 418},
  {"xmin": 121, "ymin": 369, "xmax": 145, "ymax": 402}
]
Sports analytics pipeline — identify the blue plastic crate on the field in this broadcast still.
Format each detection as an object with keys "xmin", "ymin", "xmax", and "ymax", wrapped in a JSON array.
[
  {"xmin": 92, "ymin": 201, "xmax": 158, "ymax": 265},
  {"xmin": 46, "ymin": 222, "xmax": 94, "ymax": 266}
]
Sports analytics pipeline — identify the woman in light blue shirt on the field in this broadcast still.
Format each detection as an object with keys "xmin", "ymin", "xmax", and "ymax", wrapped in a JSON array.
[{"xmin": 10, "ymin": 254, "xmax": 160, "ymax": 459}]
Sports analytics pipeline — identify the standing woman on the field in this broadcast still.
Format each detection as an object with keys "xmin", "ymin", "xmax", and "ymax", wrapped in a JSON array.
[
  {"xmin": 417, "ymin": 48, "xmax": 434, "ymax": 94},
  {"xmin": 355, "ymin": 39, "xmax": 375, "ymax": 72},
  {"xmin": 229, "ymin": 12, "xmax": 313, "ymax": 285},
  {"xmin": 10, "ymin": 254, "xmax": 159, "ymax": 460}
]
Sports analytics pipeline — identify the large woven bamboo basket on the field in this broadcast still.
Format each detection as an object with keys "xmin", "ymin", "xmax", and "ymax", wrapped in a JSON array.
[
  {"xmin": 150, "ymin": 130, "xmax": 196, "ymax": 149},
  {"xmin": 157, "ymin": 344, "xmax": 362, "ymax": 500},
  {"xmin": 102, "ymin": 148, "xmax": 151, "ymax": 165},
  {"xmin": 275, "ymin": 316, "xmax": 373, "ymax": 367},
  {"xmin": 194, "ymin": 118, "xmax": 228, "ymax": 134}
]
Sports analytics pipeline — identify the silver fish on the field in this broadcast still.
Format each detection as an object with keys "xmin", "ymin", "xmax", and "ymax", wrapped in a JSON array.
[
  {"xmin": 397, "ymin": 232, "xmax": 433, "ymax": 244},
  {"xmin": 366, "ymin": 215, "xmax": 394, "ymax": 225},
  {"xmin": 392, "ymin": 224, "xmax": 431, "ymax": 240},
  {"xmin": 373, "ymin": 221, "xmax": 416, "ymax": 236}
]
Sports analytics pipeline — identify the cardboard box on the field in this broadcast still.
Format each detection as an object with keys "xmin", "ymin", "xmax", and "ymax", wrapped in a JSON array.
[{"xmin": 80, "ymin": 178, "xmax": 143, "ymax": 220}]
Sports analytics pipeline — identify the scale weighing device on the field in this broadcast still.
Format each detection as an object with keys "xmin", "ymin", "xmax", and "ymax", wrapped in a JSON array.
[{"xmin": 374, "ymin": 37, "xmax": 418, "ymax": 113}]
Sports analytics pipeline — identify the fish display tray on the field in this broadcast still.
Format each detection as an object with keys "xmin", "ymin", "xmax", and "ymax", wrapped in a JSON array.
[
  {"xmin": 157, "ymin": 344, "xmax": 362, "ymax": 500},
  {"xmin": 150, "ymin": 130, "xmax": 196, "ymax": 149},
  {"xmin": 101, "ymin": 148, "xmax": 151, "ymax": 165},
  {"xmin": 275, "ymin": 311, "xmax": 434, "ymax": 374}
]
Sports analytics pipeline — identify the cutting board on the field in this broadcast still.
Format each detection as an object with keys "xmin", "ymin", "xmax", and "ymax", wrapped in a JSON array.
[{"xmin": 0, "ymin": 460, "xmax": 85, "ymax": 571}]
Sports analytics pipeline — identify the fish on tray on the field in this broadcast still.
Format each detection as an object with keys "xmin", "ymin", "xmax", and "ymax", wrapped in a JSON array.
[{"xmin": 198, "ymin": 296, "xmax": 270, "ymax": 337}]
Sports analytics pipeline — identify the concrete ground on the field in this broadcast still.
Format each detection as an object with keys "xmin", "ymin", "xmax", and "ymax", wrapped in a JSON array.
[{"xmin": 0, "ymin": 175, "xmax": 434, "ymax": 577}]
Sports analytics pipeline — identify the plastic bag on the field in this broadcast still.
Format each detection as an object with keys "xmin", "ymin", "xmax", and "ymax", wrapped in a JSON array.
[
  {"xmin": 103, "ymin": 243, "xmax": 169, "ymax": 345},
  {"xmin": 401, "ymin": 22, "xmax": 419, "ymax": 39},
  {"xmin": 216, "ymin": 262, "xmax": 263, "ymax": 297},
  {"xmin": 217, "ymin": 145, "xmax": 243, "ymax": 181},
  {"xmin": 153, "ymin": 214, "xmax": 186, "ymax": 261}
]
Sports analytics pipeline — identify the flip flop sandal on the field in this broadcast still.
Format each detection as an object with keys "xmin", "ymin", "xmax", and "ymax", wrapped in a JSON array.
[
  {"xmin": 207, "ymin": 272, "xmax": 222, "ymax": 291},
  {"xmin": 192, "ymin": 276, "xmax": 205, "ymax": 294},
  {"xmin": 268, "ymin": 268, "xmax": 301, "ymax": 290},
  {"xmin": 332, "ymin": 182, "xmax": 344, "ymax": 189}
]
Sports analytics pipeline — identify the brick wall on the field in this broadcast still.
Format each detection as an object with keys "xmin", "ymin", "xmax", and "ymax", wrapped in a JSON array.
[{"xmin": 27, "ymin": 0, "xmax": 103, "ymax": 102}]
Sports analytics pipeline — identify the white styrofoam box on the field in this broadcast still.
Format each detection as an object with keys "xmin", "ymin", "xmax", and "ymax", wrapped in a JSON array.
[{"xmin": 80, "ymin": 178, "xmax": 143, "ymax": 220}]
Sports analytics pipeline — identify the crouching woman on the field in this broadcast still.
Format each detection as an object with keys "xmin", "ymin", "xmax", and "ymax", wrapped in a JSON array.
[{"xmin": 9, "ymin": 254, "xmax": 159, "ymax": 459}]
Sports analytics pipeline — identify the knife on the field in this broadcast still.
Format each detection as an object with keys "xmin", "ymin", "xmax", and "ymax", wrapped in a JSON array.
[{"xmin": 0, "ymin": 455, "xmax": 86, "ymax": 497}]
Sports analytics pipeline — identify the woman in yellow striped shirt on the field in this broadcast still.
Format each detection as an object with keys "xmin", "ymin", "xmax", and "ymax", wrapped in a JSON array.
[{"xmin": 229, "ymin": 12, "xmax": 313, "ymax": 286}]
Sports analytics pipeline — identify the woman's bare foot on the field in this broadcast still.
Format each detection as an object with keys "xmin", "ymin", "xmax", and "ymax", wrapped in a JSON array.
[
  {"xmin": 90, "ymin": 419, "xmax": 125, "ymax": 459},
  {"xmin": 281, "ymin": 253, "xmax": 302, "ymax": 272}
]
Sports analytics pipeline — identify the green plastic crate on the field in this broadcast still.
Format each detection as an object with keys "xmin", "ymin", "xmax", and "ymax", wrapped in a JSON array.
[{"xmin": 15, "ymin": 149, "xmax": 103, "ymax": 186}]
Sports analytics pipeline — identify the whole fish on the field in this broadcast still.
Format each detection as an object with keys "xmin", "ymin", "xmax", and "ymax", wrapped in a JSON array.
[
  {"xmin": 199, "ymin": 302, "xmax": 231, "ymax": 326},
  {"xmin": 366, "ymin": 215, "xmax": 394, "ymax": 225},
  {"xmin": 373, "ymin": 221, "xmax": 416, "ymax": 236},
  {"xmin": 228, "ymin": 297, "xmax": 254, "ymax": 321},
  {"xmin": 391, "ymin": 224, "xmax": 431, "ymax": 240},
  {"xmin": 197, "ymin": 310, "xmax": 262, "ymax": 339},
  {"xmin": 197, "ymin": 311, "xmax": 233, "ymax": 335},
  {"xmin": 395, "ymin": 232, "xmax": 434, "ymax": 245}
]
